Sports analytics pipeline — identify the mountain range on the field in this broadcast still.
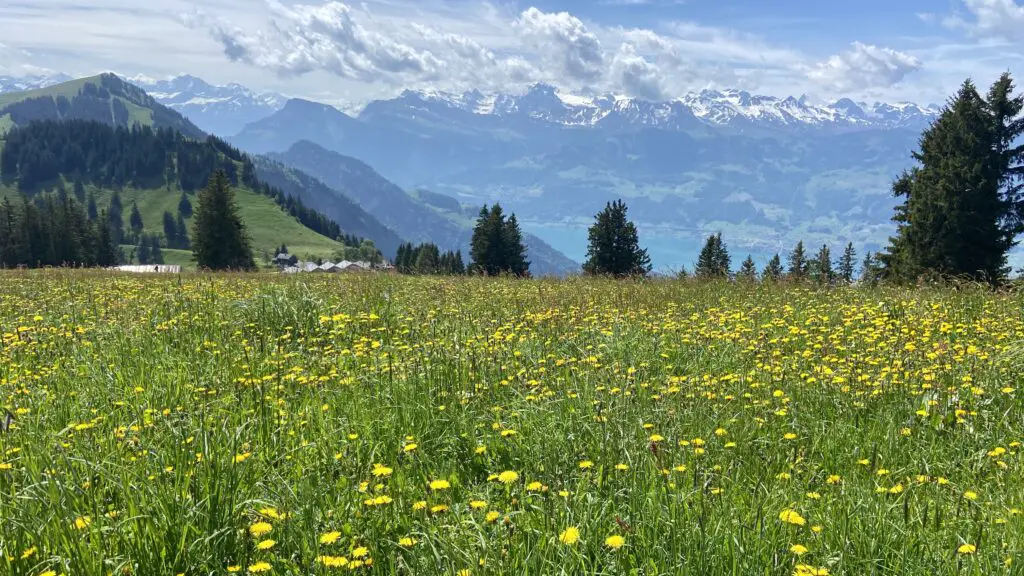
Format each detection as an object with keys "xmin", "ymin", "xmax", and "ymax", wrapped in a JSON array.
[{"xmin": 0, "ymin": 72, "xmax": 949, "ymax": 270}]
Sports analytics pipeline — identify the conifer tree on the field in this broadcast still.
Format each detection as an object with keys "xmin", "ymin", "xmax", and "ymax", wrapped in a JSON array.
[
  {"xmin": 129, "ymin": 202, "xmax": 144, "ymax": 239},
  {"xmin": 149, "ymin": 235, "xmax": 164, "ymax": 265},
  {"xmin": 762, "ymin": 254, "xmax": 783, "ymax": 281},
  {"xmin": 136, "ymin": 235, "xmax": 151, "ymax": 265},
  {"xmin": 95, "ymin": 210, "xmax": 119, "ymax": 266},
  {"xmin": 470, "ymin": 204, "xmax": 529, "ymax": 276},
  {"xmin": 108, "ymin": 191, "xmax": 123, "ymax": 245},
  {"xmin": 787, "ymin": 240, "xmax": 808, "ymax": 280},
  {"xmin": 882, "ymin": 74, "xmax": 1024, "ymax": 283},
  {"xmin": 73, "ymin": 180, "xmax": 86, "ymax": 202},
  {"xmin": 191, "ymin": 170, "xmax": 255, "ymax": 271},
  {"xmin": 163, "ymin": 211, "xmax": 177, "ymax": 249},
  {"xmin": 178, "ymin": 192, "xmax": 193, "ymax": 218},
  {"xmin": 838, "ymin": 242, "xmax": 857, "ymax": 284},
  {"xmin": 695, "ymin": 233, "xmax": 730, "ymax": 278},
  {"xmin": 737, "ymin": 255, "xmax": 757, "ymax": 282},
  {"xmin": 86, "ymin": 192, "xmax": 98, "ymax": 221},
  {"xmin": 175, "ymin": 214, "xmax": 190, "ymax": 249},
  {"xmin": 582, "ymin": 199, "xmax": 651, "ymax": 276},
  {"xmin": 812, "ymin": 244, "xmax": 833, "ymax": 285}
]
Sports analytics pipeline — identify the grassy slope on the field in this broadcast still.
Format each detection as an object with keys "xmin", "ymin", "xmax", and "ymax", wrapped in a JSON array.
[
  {"xmin": 0, "ymin": 182, "xmax": 346, "ymax": 263},
  {"xmin": 0, "ymin": 77, "xmax": 92, "ymax": 108}
]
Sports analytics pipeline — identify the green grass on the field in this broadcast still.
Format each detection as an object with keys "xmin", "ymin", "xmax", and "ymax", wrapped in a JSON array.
[
  {"xmin": 0, "ymin": 76, "xmax": 93, "ymax": 108},
  {"xmin": 0, "ymin": 275, "xmax": 1021, "ymax": 575}
]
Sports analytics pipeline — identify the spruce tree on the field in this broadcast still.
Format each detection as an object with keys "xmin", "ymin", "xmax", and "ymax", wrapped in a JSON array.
[
  {"xmin": 149, "ymin": 235, "xmax": 164, "ymax": 265},
  {"xmin": 129, "ymin": 202, "xmax": 144, "ymax": 239},
  {"xmin": 191, "ymin": 170, "xmax": 255, "ymax": 271},
  {"xmin": 695, "ymin": 233, "xmax": 729, "ymax": 278},
  {"xmin": 86, "ymin": 192, "xmax": 98, "ymax": 221},
  {"xmin": 470, "ymin": 204, "xmax": 529, "ymax": 276},
  {"xmin": 838, "ymin": 242, "xmax": 856, "ymax": 284},
  {"xmin": 762, "ymin": 253, "xmax": 783, "ymax": 281},
  {"xmin": 738, "ymin": 255, "xmax": 757, "ymax": 282},
  {"xmin": 136, "ymin": 235, "xmax": 151, "ymax": 265},
  {"xmin": 178, "ymin": 192, "xmax": 193, "ymax": 218},
  {"xmin": 812, "ymin": 244, "xmax": 833, "ymax": 285},
  {"xmin": 882, "ymin": 75, "xmax": 1024, "ymax": 283},
  {"xmin": 163, "ymin": 211, "xmax": 177, "ymax": 249},
  {"xmin": 108, "ymin": 191, "xmax": 124, "ymax": 245},
  {"xmin": 175, "ymin": 214, "xmax": 190, "ymax": 249},
  {"xmin": 502, "ymin": 214, "xmax": 530, "ymax": 276},
  {"xmin": 95, "ymin": 211, "xmax": 118, "ymax": 266},
  {"xmin": 582, "ymin": 199, "xmax": 651, "ymax": 276},
  {"xmin": 787, "ymin": 240, "xmax": 808, "ymax": 280},
  {"xmin": 73, "ymin": 180, "xmax": 86, "ymax": 202}
]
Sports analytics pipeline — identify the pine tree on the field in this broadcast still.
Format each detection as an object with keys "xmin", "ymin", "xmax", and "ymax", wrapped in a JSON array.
[
  {"xmin": 163, "ymin": 211, "xmax": 177, "ymax": 249},
  {"xmin": 812, "ymin": 244, "xmax": 833, "ymax": 285},
  {"xmin": 178, "ymin": 192, "xmax": 193, "ymax": 218},
  {"xmin": 838, "ymin": 242, "xmax": 857, "ymax": 284},
  {"xmin": 149, "ymin": 235, "xmax": 164, "ymax": 265},
  {"xmin": 175, "ymin": 214, "xmax": 190, "ymax": 249},
  {"xmin": 695, "ymin": 233, "xmax": 729, "ymax": 279},
  {"xmin": 738, "ymin": 255, "xmax": 757, "ymax": 282},
  {"xmin": 86, "ymin": 192, "xmax": 98, "ymax": 221},
  {"xmin": 108, "ymin": 191, "xmax": 123, "ymax": 245},
  {"xmin": 453, "ymin": 250, "xmax": 465, "ymax": 275},
  {"xmin": 73, "ymin": 180, "xmax": 86, "ymax": 202},
  {"xmin": 582, "ymin": 199, "xmax": 651, "ymax": 276},
  {"xmin": 136, "ymin": 235, "xmax": 151, "ymax": 265},
  {"xmin": 762, "ymin": 253, "xmax": 784, "ymax": 281},
  {"xmin": 129, "ymin": 202, "xmax": 144, "ymax": 239},
  {"xmin": 95, "ymin": 210, "xmax": 118, "ymax": 266},
  {"xmin": 882, "ymin": 75, "xmax": 1024, "ymax": 283},
  {"xmin": 192, "ymin": 170, "xmax": 255, "ymax": 271},
  {"xmin": 787, "ymin": 240, "xmax": 808, "ymax": 280},
  {"xmin": 470, "ymin": 205, "xmax": 529, "ymax": 276}
]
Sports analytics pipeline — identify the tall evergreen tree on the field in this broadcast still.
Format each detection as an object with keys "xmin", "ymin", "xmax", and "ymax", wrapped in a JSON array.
[
  {"xmin": 787, "ymin": 240, "xmax": 808, "ymax": 280},
  {"xmin": 695, "ymin": 233, "xmax": 730, "ymax": 278},
  {"xmin": 95, "ymin": 210, "xmax": 118, "ymax": 266},
  {"xmin": 108, "ymin": 191, "xmax": 124, "ymax": 244},
  {"xmin": 838, "ymin": 242, "xmax": 857, "ymax": 284},
  {"xmin": 73, "ymin": 180, "xmax": 86, "ymax": 202},
  {"xmin": 175, "ymin": 214, "xmax": 190, "ymax": 249},
  {"xmin": 737, "ymin": 255, "xmax": 757, "ymax": 282},
  {"xmin": 149, "ymin": 235, "xmax": 164, "ymax": 265},
  {"xmin": 582, "ymin": 199, "xmax": 652, "ymax": 276},
  {"xmin": 811, "ymin": 244, "xmax": 833, "ymax": 285},
  {"xmin": 129, "ymin": 202, "xmax": 144, "ymax": 238},
  {"xmin": 191, "ymin": 170, "xmax": 255, "ymax": 271},
  {"xmin": 86, "ymin": 191, "xmax": 98, "ymax": 221},
  {"xmin": 762, "ymin": 253, "xmax": 784, "ymax": 281},
  {"xmin": 163, "ymin": 211, "xmax": 177, "ymax": 249},
  {"xmin": 470, "ymin": 204, "xmax": 529, "ymax": 276},
  {"xmin": 178, "ymin": 192, "xmax": 193, "ymax": 218},
  {"xmin": 136, "ymin": 235, "xmax": 151, "ymax": 265},
  {"xmin": 882, "ymin": 75, "xmax": 1024, "ymax": 283}
]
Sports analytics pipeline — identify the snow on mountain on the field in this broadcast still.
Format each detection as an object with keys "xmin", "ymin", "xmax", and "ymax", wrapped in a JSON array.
[
  {"xmin": 375, "ymin": 83, "xmax": 939, "ymax": 132},
  {"xmin": 129, "ymin": 74, "xmax": 286, "ymax": 136},
  {"xmin": 0, "ymin": 73, "xmax": 74, "ymax": 94}
]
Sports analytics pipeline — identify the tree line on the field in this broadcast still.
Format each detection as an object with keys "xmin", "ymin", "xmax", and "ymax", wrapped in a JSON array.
[
  {"xmin": 0, "ymin": 120, "xmax": 352, "ymax": 247},
  {"xmin": 0, "ymin": 191, "xmax": 119, "ymax": 268}
]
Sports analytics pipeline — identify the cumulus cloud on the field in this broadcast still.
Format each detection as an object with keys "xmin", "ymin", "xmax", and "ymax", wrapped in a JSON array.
[
  {"xmin": 943, "ymin": 0, "xmax": 1024, "ymax": 41},
  {"xmin": 185, "ymin": 1, "xmax": 446, "ymax": 83},
  {"xmin": 805, "ymin": 42, "xmax": 921, "ymax": 92},
  {"xmin": 610, "ymin": 43, "xmax": 666, "ymax": 100},
  {"xmin": 513, "ymin": 7, "xmax": 604, "ymax": 83}
]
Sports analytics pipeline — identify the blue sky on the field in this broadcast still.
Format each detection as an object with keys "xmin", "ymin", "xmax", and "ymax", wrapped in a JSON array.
[{"xmin": 0, "ymin": 0, "xmax": 1019, "ymax": 106}]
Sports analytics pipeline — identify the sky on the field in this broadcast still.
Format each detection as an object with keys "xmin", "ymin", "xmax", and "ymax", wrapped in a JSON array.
[{"xmin": 0, "ymin": 0, "xmax": 1022, "ymax": 106}]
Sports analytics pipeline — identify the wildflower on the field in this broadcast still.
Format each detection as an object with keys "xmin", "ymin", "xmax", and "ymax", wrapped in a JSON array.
[
  {"xmin": 412, "ymin": 501, "xmax": 427, "ymax": 511},
  {"xmin": 559, "ymin": 526, "xmax": 580, "ymax": 545},
  {"xmin": 429, "ymin": 479, "xmax": 451, "ymax": 491},
  {"xmin": 233, "ymin": 452, "xmax": 252, "ymax": 464},
  {"xmin": 783, "ymin": 433, "xmax": 798, "ymax": 440},
  {"xmin": 790, "ymin": 544, "xmax": 809, "ymax": 555},
  {"xmin": 404, "ymin": 443, "xmax": 418, "ymax": 453},
  {"xmin": 431, "ymin": 504, "xmax": 449, "ymax": 513},
  {"xmin": 793, "ymin": 565, "xmax": 829, "ymax": 576},
  {"xmin": 320, "ymin": 531, "xmax": 341, "ymax": 545},
  {"xmin": 74, "ymin": 516, "xmax": 92, "ymax": 530},
  {"xmin": 963, "ymin": 491, "xmax": 978, "ymax": 501},
  {"xmin": 247, "ymin": 562, "xmax": 272, "ymax": 573},
  {"xmin": 317, "ymin": 555, "xmax": 349, "ymax": 567},
  {"xmin": 371, "ymin": 464, "xmax": 393, "ymax": 477},
  {"xmin": 399, "ymin": 537, "xmax": 417, "ymax": 547},
  {"xmin": 227, "ymin": 566, "xmax": 241, "ymax": 572},
  {"xmin": 21, "ymin": 546, "xmax": 37, "ymax": 559},
  {"xmin": 485, "ymin": 511, "xmax": 500, "ymax": 523},
  {"xmin": 779, "ymin": 509, "xmax": 806, "ymax": 527},
  {"xmin": 249, "ymin": 522, "xmax": 272, "ymax": 537},
  {"xmin": 474, "ymin": 446, "xmax": 487, "ymax": 455},
  {"xmin": 351, "ymin": 546, "xmax": 369, "ymax": 558},
  {"xmin": 649, "ymin": 434, "xmax": 664, "ymax": 442},
  {"xmin": 470, "ymin": 500, "xmax": 488, "ymax": 509},
  {"xmin": 256, "ymin": 539, "xmax": 275, "ymax": 550},
  {"xmin": 615, "ymin": 463, "xmax": 629, "ymax": 471},
  {"xmin": 579, "ymin": 460, "xmax": 594, "ymax": 470},
  {"xmin": 527, "ymin": 481, "xmax": 543, "ymax": 491},
  {"xmin": 958, "ymin": 544, "xmax": 977, "ymax": 555},
  {"xmin": 497, "ymin": 470, "xmax": 519, "ymax": 484},
  {"xmin": 605, "ymin": 535, "xmax": 625, "ymax": 550}
]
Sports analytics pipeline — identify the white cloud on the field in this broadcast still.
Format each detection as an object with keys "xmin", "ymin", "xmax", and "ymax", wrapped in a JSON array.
[
  {"xmin": 513, "ymin": 7, "xmax": 605, "ymax": 84},
  {"xmin": 943, "ymin": 0, "xmax": 1024, "ymax": 42},
  {"xmin": 610, "ymin": 43, "xmax": 666, "ymax": 100},
  {"xmin": 806, "ymin": 42, "xmax": 921, "ymax": 93}
]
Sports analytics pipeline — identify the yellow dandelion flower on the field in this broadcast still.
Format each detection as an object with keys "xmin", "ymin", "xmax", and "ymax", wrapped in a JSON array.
[
  {"xmin": 559, "ymin": 526, "xmax": 580, "ymax": 545},
  {"xmin": 497, "ymin": 470, "xmax": 519, "ymax": 484},
  {"xmin": 958, "ymin": 544, "xmax": 977, "ymax": 555},
  {"xmin": 605, "ymin": 535, "xmax": 625, "ymax": 550},
  {"xmin": 256, "ymin": 539, "xmax": 275, "ymax": 550},
  {"xmin": 320, "ymin": 531, "xmax": 341, "ymax": 544},
  {"xmin": 779, "ymin": 509, "xmax": 807, "ymax": 527},
  {"xmin": 790, "ymin": 544, "xmax": 809, "ymax": 556},
  {"xmin": 247, "ymin": 561, "xmax": 272, "ymax": 573},
  {"xmin": 470, "ymin": 500, "xmax": 488, "ymax": 509},
  {"xmin": 249, "ymin": 522, "xmax": 272, "ymax": 537},
  {"xmin": 429, "ymin": 479, "xmax": 451, "ymax": 490},
  {"xmin": 579, "ymin": 460, "xmax": 594, "ymax": 470}
]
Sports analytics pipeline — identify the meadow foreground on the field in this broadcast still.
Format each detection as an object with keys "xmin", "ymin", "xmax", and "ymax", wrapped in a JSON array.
[{"xmin": 0, "ymin": 273, "xmax": 1021, "ymax": 575}]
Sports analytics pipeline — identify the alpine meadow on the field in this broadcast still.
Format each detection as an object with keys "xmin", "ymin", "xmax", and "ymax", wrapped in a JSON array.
[{"xmin": 4, "ymin": 0, "xmax": 1024, "ymax": 574}]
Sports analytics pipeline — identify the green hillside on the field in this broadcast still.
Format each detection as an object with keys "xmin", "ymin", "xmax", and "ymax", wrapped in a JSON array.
[{"xmin": 0, "ymin": 73, "xmax": 204, "ymax": 138}]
